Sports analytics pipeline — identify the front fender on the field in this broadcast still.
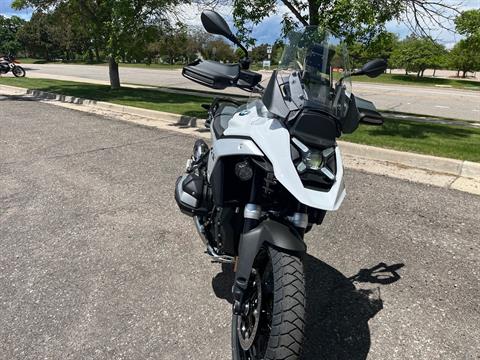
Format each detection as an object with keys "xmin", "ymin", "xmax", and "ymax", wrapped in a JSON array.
[
  {"xmin": 233, "ymin": 219, "xmax": 306, "ymax": 309},
  {"xmin": 243, "ymin": 219, "xmax": 306, "ymax": 252}
]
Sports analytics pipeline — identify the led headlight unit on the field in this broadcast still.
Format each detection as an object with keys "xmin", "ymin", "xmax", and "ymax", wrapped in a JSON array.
[{"xmin": 292, "ymin": 137, "xmax": 336, "ymax": 181}]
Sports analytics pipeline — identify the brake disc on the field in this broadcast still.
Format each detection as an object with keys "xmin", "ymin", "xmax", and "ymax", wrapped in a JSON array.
[{"xmin": 237, "ymin": 270, "xmax": 262, "ymax": 351}]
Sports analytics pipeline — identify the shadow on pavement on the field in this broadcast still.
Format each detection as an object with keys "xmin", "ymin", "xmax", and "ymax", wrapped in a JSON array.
[
  {"xmin": 0, "ymin": 94, "xmax": 38, "ymax": 101},
  {"xmin": 169, "ymin": 115, "xmax": 210, "ymax": 132},
  {"xmin": 212, "ymin": 255, "xmax": 404, "ymax": 360}
]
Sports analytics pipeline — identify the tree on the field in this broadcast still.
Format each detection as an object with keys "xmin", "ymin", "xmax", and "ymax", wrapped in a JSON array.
[
  {"xmin": 16, "ymin": 12, "xmax": 61, "ymax": 60},
  {"xmin": 390, "ymin": 36, "xmax": 446, "ymax": 77},
  {"xmin": 454, "ymin": 9, "xmax": 480, "ymax": 38},
  {"xmin": 449, "ymin": 38, "xmax": 480, "ymax": 78},
  {"xmin": 201, "ymin": 39, "xmax": 236, "ymax": 62},
  {"xmin": 347, "ymin": 42, "xmax": 367, "ymax": 69},
  {"xmin": 347, "ymin": 31, "xmax": 399, "ymax": 70},
  {"xmin": 231, "ymin": 0, "xmax": 460, "ymax": 45},
  {"xmin": 0, "ymin": 15, "xmax": 26, "ymax": 55},
  {"xmin": 184, "ymin": 28, "xmax": 211, "ymax": 63},
  {"xmin": 271, "ymin": 40, "xmax": 284, "ymax": 65},
  {"xmin": 251, "ymin": 44, "xmax": 268, "ymax": 63},
  {"xmin": 152, "ymin": 22, "xmax": 188, "ymax": 64},
  {"xmin": 49, "ymin": 3, "xmax": 92, "ymax": 61},
  {"xmin": 364, "ymin": 32, "xmax": 399, "ymax": 63},
  {"xmin": 13, "ymin": 0, "xmax": 183, "ymax": 89},
  {"xmin": 449, "ymin": 9, "xmax": 480, "ymax": 78}
]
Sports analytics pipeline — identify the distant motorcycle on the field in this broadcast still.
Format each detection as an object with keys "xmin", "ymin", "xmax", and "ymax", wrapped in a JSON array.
[{"xmin": 0, "ymin": 55, "xmax": 26, "ymax": 77}]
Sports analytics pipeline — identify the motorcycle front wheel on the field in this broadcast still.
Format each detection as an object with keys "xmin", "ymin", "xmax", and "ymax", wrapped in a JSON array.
[
  {"xmin": 13, "ymin": 66, "xmax": 25, "ymax": 77},
  {"xmin": 232, "ymin": 245, "xmax": 305, "ymax": 360}
]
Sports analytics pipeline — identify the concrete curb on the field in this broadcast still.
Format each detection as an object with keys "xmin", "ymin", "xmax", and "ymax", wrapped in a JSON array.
[
  {"xmin": 461, "ymin": 161, "xmax": 480, "ymax": 179},
  {"xmin": 1, "ymin": 84, "xmax": 479, "ymax": 189},
  {"xmin": 337, "ymin": 141, "xmax": 465, "ymax": 177},
  {"xmin": 17, "ymin": 87, "xmax": 197, "ymax": 127}
]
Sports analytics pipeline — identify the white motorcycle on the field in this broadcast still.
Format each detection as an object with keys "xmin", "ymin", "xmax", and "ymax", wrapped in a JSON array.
[
  {"xmin": 175, "ymin": 10, "xmax": 386, "ymax": 360},
  {"xmin": 0, "ymin": 55, "xmax": 26, "ymax": 77}
]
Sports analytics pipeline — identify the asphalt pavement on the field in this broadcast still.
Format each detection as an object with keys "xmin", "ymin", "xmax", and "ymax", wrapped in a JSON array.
[
  {"xmin": 24, "ymin": 63, "xmax": 480, "ymax": 122},
  {"xmin": 1, "ymin": 96, "xmax": 479, "ymax": 359}
]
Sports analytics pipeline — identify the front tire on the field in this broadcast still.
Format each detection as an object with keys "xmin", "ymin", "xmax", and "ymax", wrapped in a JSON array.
[
  {"xmin": 232, "ymin": 246, "xmax": 305, "ymax": 360},
  {"xmin": 13, "ymin": 66, "xmax": 25, "ymax": 77}
]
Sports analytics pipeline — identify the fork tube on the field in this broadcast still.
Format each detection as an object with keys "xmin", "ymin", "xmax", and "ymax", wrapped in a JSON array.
[
  {"xmin": 293, "ymin": 203, "xmax": 308, "ymax": 237},
  {"xmin": 243, "ymin": 169, "xmax": 261, "ymax": 233}
]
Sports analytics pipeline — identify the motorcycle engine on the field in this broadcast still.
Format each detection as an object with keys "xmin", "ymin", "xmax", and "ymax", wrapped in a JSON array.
[{"xmin": 174, "ymin": 139, "xmax": 211, "ymax": 217}]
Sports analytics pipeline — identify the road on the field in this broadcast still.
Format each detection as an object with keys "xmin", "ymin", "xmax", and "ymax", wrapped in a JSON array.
[
  {"xmin": 1, "ymin": 96, "xmax": 479, "ymax": 359},
  {"xmin": 24, "ymin": 63, "xmax": 480, "ymax": 122}
]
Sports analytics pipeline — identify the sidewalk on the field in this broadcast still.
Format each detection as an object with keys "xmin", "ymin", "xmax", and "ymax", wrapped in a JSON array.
[{"xmin": 1, "ymin": 83, "xmax": 479, "ymax": 196}]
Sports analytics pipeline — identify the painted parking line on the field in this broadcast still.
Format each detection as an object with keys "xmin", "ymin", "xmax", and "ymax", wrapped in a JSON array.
[{"xmin": 435, "ymin": 105, "xmax": 450, "ymax": 108}]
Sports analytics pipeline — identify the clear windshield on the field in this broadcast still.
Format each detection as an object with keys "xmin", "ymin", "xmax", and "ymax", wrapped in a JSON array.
[{"xmin": 255, "ymin": 27, "xmax": 352, "ymax": 120}]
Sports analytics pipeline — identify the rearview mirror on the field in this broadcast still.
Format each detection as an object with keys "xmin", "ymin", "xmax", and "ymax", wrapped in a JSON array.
[
  {"xmin": 353, "ymin": 59, "xmax": 387, "ymax": 78},
  {"xmin": 200, "ymin": 10, "xmax": 248, "ymax": 59},
  {"xmin": 201, "ymin": 10, "xmax": 235, "ymax": 41}
]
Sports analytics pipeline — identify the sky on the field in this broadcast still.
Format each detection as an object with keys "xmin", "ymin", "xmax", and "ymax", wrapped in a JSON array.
[
  {"xmin": 1, "ymin": 0, "xmax": 479, "ymax": 48},
  {"xmin": 0, "ymin": 0, "xmax": 32, "ymax": 19}
]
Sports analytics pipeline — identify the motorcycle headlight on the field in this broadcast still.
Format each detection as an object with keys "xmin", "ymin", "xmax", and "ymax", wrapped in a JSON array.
[
  {"xmin": 296, "ymin": 149, "xmax": 323, "ymax": 173},
  {"xmin": 292, "ymin": 137, "xmax": 336, "ymax": 181},
  {"xmin": 303, "ymin": 150, "xmax": 323, "ymax": 170}
]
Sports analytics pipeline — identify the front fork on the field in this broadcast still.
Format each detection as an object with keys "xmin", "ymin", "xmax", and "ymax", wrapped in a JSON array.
[{"xmin": 232, "ymin": 170, "xmax": 308, "ymax": 314}]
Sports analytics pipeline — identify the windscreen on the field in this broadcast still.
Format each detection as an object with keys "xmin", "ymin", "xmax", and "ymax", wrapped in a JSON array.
[{"xmin": 258, "ymin": 27, "xmax": 353, "ymax": 120}]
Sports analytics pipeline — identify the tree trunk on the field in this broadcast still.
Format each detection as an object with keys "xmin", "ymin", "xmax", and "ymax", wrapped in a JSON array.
[
  {"xmin": 462, "ymin": 70, "xmax": 467, "ymax": 78},
  {"xmin": 457, "ymin": 70, "xmax": 460, "ymax": 77},
  {"xmin": 405, "ymin": 69, "xmax": 408, "ymax": 75},
  {"xmin": 433, "ymin": 68, "xmax": 436, "ymax": 77},
  {"xmin": 416, "ymin": 70, "xmax": 420, "ymax": 78},
  {"xmin": 109, "ymin": 56, "xmax": 121, "ymax": 90},
  {"xmin": 94, "ymin": 45, "xmax": 101, "ymax": 62},
  {"xmin": 308, "ymin": 0, "xmax": 320, "ymax": 25},
  {"xmin": 421, "ymin": 69, "xmax": 425, "ymax": 77},
  {"xmin": 88, "ymin": 48, "xmax": 94, "ymax": 63}
]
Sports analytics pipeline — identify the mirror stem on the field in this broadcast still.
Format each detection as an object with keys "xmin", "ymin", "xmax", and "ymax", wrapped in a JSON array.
[{"xmin": 231, "ymin": 39, "xmax": 248, "ymax": 59}]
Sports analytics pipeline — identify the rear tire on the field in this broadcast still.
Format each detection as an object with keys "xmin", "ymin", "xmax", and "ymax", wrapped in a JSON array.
[
  {"xmin": 13, "ymin": 66, "xmax": 25, "ymax": 77},
  {"xmin": 232, "ymin": 245, "xmax": 305, "ymax": 360}
]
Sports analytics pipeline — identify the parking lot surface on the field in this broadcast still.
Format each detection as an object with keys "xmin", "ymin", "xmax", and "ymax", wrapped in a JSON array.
[{"xmin": 1, "ymin": 96, "xmax": 479, "ymax": 359}]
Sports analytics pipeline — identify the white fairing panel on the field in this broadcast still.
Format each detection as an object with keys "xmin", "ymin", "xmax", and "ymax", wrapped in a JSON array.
[
  {"xmin": 207, "ymin": 138, "xmax": 264, "ymax": 180},
  {"xmin": 220, "ymin": 100, "xmax": 346, "ymax": 211}
]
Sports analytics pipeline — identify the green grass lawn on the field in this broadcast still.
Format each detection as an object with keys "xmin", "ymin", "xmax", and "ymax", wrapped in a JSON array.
[
  {"xmin": 1, "ymin": 77, "xmax": 479, "ymax": 162},
  {"xmin": 343, "ymin": 119, "xmax": 480, "ymax": 162},
  {"xmin": 15, "ymin": 58, "xmax": 62, "ymax": 64},
  {"xmin": 0, "ymin": 77, "xmax": 210, "ymax": 118},
  {"xmin": 352, "ymin": 73, "xmax": 480, "ymax": 90}
]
